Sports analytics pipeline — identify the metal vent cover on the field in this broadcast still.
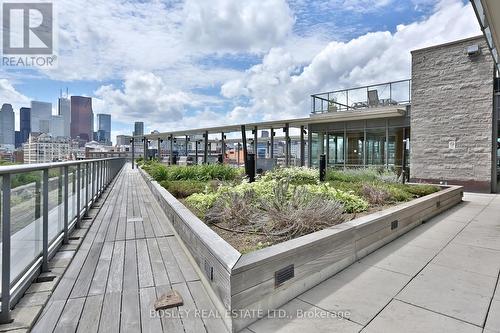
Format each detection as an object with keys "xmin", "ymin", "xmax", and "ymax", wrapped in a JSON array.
[
  {"xmin": 391, "ymin": 220, "xmax": 399, "ymax": 230},
  {"xmin": 275, "ymin": 264, "xmax": 294, "ymax": 288},
  {"xmin": 204, "ymin": 260, "xmax": 214, "ymax": 281}
]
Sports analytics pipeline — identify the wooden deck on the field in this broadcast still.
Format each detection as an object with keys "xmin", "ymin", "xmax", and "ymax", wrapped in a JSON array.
[{"xmin": 31, "ymin": 165, "xmax": 228, "ymax": 333}]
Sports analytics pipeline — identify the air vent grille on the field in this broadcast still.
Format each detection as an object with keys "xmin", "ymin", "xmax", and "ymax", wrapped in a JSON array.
[{"xmin": 275, "ymin": 264, "xmax": 294, "ymax": 288}]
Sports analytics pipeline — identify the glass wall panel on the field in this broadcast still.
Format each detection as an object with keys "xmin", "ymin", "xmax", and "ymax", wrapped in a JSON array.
[
  {"xmin": 366, "ymin": 129, "xmax": 386, "ymax": 166},
  {"xmin": 346, "ymin": 131, "xmax": 364, "ymax": 166},
  {"xmin": 388, "ymin": 127, "xmax": 405, "ymax": 173},
  {"xmin": 328, "ymin": 132, "xmax": 345, "ymax": 167},
  {"xmin": 310, "ymin": 132, "xmax": 319, "ymax": 167}
]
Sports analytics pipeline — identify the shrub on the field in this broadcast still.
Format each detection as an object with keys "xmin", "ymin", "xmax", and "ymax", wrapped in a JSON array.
[
  {"xmin": 362, "ymin": 184, "xmax": 391, "ymax": 205},
  {"xmin": 142, "ymin": 162, "xmax": 243, "ymax": 182},
  {"xmin": 258, "ymin": 182, "xmax": 345, "ymax": 240},
  {"xmin": 305, "ymin": 183, "xmax": 369, "ymax": 213},
  {"xmin": 326, "ymin": 168, "xmax": 380, "ymax": 183},
  {"xmin": 185, "ymin": 192, "xmax": 219, "ymax": 215},
  {"xmin": 260, "ymin": 167, "xmax": 318, "ymax": 185},
  {"xmin": 205, "ymin": 190, "xmax": 259, "ymax": 227},
  {"xmin": 384, "ymin": 185, "xmax": 413, "ymax": 202},
  {"xmin": 160, "ymin": 180, "xmax": 207, "ymax": 198},
  {"xmin": 404, "ymin": 184, "xmax": 440, "ymax": 197}
]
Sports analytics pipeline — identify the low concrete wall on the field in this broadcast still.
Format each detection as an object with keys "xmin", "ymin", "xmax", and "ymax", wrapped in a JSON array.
[{"xmin": 139, "ymin": 167, "xmax": 463, "ymax": 332}]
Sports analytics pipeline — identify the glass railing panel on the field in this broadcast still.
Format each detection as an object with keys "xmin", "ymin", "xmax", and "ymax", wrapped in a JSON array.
[
  {"xmin": 47, "ymin": 168, "xmax": 63, "ymax": 243},
  {"xmin": 3, "ymin": 170, "xmax": 43, "ymax": 285}
]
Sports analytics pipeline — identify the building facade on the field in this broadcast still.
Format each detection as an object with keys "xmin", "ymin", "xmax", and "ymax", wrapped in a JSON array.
[
  {"xmin": 71, "ymin": 96, "xmax": 94, "ymax": 143},
  {"xmin": 411, "ymin": 36, "xmax": 496, "ymax": 192},
  {"xmin": 30, "ymin": 101, "xmax": 52, "ymax": 134},
  {"xmin": 20, "ymin": 107, "xmax": 31, "ymax": 144},
  {"xmin": 0, "ymin": 104, "xmax": 15, "ymax": 149},
  {"xmin": 23, "ymin": 133, "xmax": 79, "ymax": 164},
  {"xmin": 116, "ymin": 135, "xmax": 132, "ymax": 146},
  {"xmin": 96, "ymin": 113, "xmax": 112, "ymax": 145},
  {"xmin": 134, "ymin": 121, "xmax": 144, "ymax": 136},
  {"xmin": 58, "ymin": 97, "xmax": 71, "ymax": 137}
]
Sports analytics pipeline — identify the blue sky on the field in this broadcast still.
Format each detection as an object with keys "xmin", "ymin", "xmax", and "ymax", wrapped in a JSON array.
[{"xmin": 0, "ymin": 0, "xmax": 480, "ymax": 142}]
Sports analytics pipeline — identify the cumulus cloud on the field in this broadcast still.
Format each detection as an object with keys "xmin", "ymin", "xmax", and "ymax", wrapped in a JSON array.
[
  {"xmin": 220, "ymin": 0, "xmax": 481, "ymax": 121},
  {"xmin": 183, "ymin": 0, "xmax": 295, "ymax": 53}
]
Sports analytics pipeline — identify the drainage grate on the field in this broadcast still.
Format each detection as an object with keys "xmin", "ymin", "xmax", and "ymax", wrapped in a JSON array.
[
  {"xmin": 275, "ymin": 264, "xmax": 294, "ymax": 288},
  {"xmin": 68, "ymin": 236, "xmax": 80, "ymax": 240},
  {"xmin": 35, "ymin": 275, "xmax": 56, "ymax": 283},
  {"xmin": 391, "ymin": 220, "xmax": 399, "ymax": 230},
  {"xmin": 204, "ymin": 260, "xmax": 214, "ymax": 281}
]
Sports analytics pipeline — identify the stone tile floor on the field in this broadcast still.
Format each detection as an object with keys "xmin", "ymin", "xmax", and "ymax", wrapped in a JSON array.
[{"xmin": 248, "ymin": 193, "xmax": 500, "ymax": 333}]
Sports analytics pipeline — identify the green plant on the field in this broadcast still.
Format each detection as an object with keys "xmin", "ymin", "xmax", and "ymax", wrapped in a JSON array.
[
  {"xmin": 362, "ymin": 184, "xmax": 391, "ymax": 205},
  {"xmin": 160, "ymin": 180, "xmax": 207, "ymax": 198},
  {"xmin": 185, "ymin": 192, "xmax": 219, "ymax": 215},
  {"xmin": 305, "ymin": 183, "xmax": 369, "ymax": 213},
  {"xmin": 326, "ymin": 168, "xmax": 380, "ymax": 183},
  {"xmin": 260, "ymin": 167, "xmax": 318, "ymax": 185},
  {"xmin": 404, "ymin": 184, "xmax": 440, "ymax": 197}
]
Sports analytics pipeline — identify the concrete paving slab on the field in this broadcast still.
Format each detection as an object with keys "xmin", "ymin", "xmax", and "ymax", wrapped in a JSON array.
[
  {"xmin": 362, "ymin": 299, "xmax": 481, "ymax": 333},
  {"xmin": 432, "ymin": 242, "xmax": 500, "ymax": 278},
  {"xmin": 396, "ymin": 263, "xmax": 496, "ymax": 326},
  {"xmin": 485, "ymin": 299, "xmax": 500, "ymax": 332},
  {"xmin": 453, "ymin": 224, "xmax": 500, "ymax": 251},
  {"xmin": 359, "ymin": 242, "xmax": 435, "ymax": 276},
  {"xmin": 299, "ymin": 263, "xmax": 410, "ymax": 325},
  {"xmin": 248, "ymin": 299, "xmax": 362, "ymax": 333}
]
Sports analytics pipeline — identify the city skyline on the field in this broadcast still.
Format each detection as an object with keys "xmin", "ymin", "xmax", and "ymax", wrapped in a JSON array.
[{"xmin": 0, "ymin": 0, "xmax": 481, "ymax": 143}]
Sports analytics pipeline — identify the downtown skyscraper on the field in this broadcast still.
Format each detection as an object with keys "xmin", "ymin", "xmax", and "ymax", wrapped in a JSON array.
[{"xmin": 70, "ymin": 96, "xmax": 93, "ymax": 144}]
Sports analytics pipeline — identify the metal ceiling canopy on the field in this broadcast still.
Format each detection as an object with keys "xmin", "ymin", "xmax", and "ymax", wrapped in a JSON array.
[
  {"xmin": 471, "ymin": 0, "xmax": 500, "ymax": 72},
  {"xmin": 140, "ymin": 107, "xmax": 405, "ymax": 140}
]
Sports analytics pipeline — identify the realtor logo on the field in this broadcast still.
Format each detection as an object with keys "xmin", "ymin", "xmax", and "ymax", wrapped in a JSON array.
[{"xmin": 1, "ymin": 2, "xmax": 57, "ymax": 67}]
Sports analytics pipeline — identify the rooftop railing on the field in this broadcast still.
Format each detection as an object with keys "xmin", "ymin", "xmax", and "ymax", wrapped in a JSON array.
[
  {"xmin": 311, "ymin": 79, "xmax": 411, "ymax": 114},
  {"xmin": 0, "ymin": 158, "xmax": 126, "ymax": 323}
]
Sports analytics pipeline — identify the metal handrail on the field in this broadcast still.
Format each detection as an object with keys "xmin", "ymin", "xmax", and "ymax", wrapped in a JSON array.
[{"xmin": 0, "ymin": 157, "xmax": 126, "ymax": 323}]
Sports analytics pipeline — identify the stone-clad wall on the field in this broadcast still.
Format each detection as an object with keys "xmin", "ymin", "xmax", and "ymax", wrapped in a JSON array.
[{"xmin": 411, "ymin": 36, "xmax": 495, "ymax": 192}]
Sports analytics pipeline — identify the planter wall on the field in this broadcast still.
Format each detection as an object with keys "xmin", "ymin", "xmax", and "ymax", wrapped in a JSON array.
[{"xmin": 139, "ymin": 167, "xmax": 463, "ymax": 332}]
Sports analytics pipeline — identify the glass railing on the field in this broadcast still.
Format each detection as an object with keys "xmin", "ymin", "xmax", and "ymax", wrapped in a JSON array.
[
  {"xmin": 0, "ymin": 158, "xmax": 126, "ymax": 323},
  {"xmin": 311, "ymin": 79, "xmax": 411, "ymax": 114}
]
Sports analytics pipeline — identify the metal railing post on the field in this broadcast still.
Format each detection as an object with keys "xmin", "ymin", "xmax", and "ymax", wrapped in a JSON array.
[
  {"xmin": 1, "ymin": 174, "xmax": 12, "ymax": 323},
  {"xmin": 42, "ymin": 169, "xmax": 49, "ymax": 272},
  {"xmin": 91, "ymin": 162, "xmax": 95, "ymax": 203},
  {"xmin": 63, "ymin": 166, "xmax": 69, "ymax": 244},
  {"xmin": 85, "ymin": 163, "xmax": 89, "ymax": 216},
  {"xmin": 76, "ymin": 164, "xmax": 81, "ymax": 228}
]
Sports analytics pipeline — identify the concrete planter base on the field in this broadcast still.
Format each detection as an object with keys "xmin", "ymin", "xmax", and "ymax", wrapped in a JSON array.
[{"xmin": 139, "ymin": 167, "xmax": 463, "ymax": 332}]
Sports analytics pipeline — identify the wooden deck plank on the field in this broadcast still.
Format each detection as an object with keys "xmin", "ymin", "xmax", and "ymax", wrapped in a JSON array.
[
  {"xmin": 156, "ymin": 237, "xmax": 184, "ymax": 285},
  {"xmin": 76, "ymin": 294, "xmax": 104, "ymax": 333},
  {"xmin": 167, "ymin": 237, "xmax": 200, "ymax": 282},
  {"xmin": 137, "ymin": 239, "xmax": 154, "ymax": 288},
  {"xmin": 53, "ymin": 297, "xmax": 85, "ymax": 333},
  {"xmin": 31, "ymin": 166, "xmax": 228, "ymax": 333},
  {"xmin": 188, "ymin": 280, "xmax": 227, "ymax": 333},
  {"xmin": 98, "ymin": 292, "xmax": 121, "ymax": 333},
  {"xmin": 106, "ymin": 240, "xmax": 125, "ymax": 293},
  {"xmin": 147, "ymin": 238, "xmax": 171, "ymax": 287},
  {"xmin": 139, "ymin": 287, "xmax": 163, "ymax": 333}
]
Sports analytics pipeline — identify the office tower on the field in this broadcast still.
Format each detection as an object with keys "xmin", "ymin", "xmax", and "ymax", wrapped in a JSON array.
[
  {"xmin": 96, "ymin": 113, "xmax": 112, "ymax": 145},
  {"xmin": 58, "ymin": 97, "xmax": 71, "ymax": 137},
  {"xmin": 134, "ymin": 121, "xmax": 144, "ymax": 136},
  {"xmin": 116, "ymin": 135, "xmax": 132, "ymax": 146},
  {"xmin": 30, "ymin": 101, "xmax": 52, "ymax": 133},
  {"xmin": 20, "ymin": 107, "xmax": 31, "ymax": 143},
  {"xmin": 70, "ymin": 96, "xmax": 94, "ymax": 143},
  {"xmin": 15, "ymin": 131, "xmax": 22, "ymax": 148},
  {"xmin": 51, "ymin": 115, "xmax": 65, "ymax": 137},
  {"xmin": 0, "ymin": 104, "xmax": 15, "ymax": 148}
]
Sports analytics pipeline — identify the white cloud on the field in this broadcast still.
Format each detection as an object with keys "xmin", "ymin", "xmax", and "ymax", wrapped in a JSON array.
[
  {"xmin": 183, "ymin": 0, "xmax": 295, "ymax": 53},
  {"xmin": 220, "ymin": 0, "xmax": 481, "ymax": 121}
]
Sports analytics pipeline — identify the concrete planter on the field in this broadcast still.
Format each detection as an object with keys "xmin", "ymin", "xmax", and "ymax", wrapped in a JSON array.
[{"xmin": 139, "ymin": 167, "xmax": 463, "ymax": 332}]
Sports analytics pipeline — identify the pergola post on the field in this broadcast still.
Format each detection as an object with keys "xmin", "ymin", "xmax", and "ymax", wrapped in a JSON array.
[
  {"xmin": 300, "ymin": 125, "xmax": 305, "ymax": 167},
  {"xmin": 270, "ymin": 128, "xmax": 274, "ymax": 159},
  {"xmin": 157, "ymin": 138, "xmax": 161, "ymax": 160},
  {"xmin": 131, "ymin": 138, "xmax": 135, "ymax": 169},
  {"xmin": 195, "ymin": 140, "xmax": 199, "ymax": 165},
  {"xmin": 221, "ymin": 132, "xmax": 226, "ymax": 162},
  {"xmin": 203, "ymin": 131, "xmax": 208, "ymax": 164},
  {"xmin": 169, "ymin": 135, "xmax": 174, "ymax": 165},
  {"xmin": 284, "ymin": 123, "xmax": 290, "ymax": 167},
  {"xmin": 308, "ymin": 127, "xmax": 312, "ymax": 167},
  {"xmin": 253, "ymin": 126, "xmax": 258, "ymax": 169},
  {"xmin": 185, "ymin": 135, "xmax": 189, "ymax": 156}
]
